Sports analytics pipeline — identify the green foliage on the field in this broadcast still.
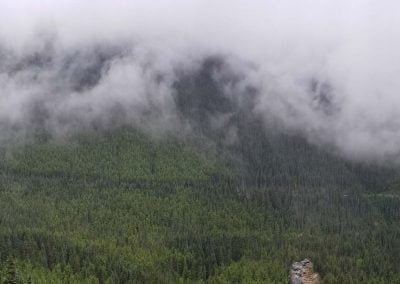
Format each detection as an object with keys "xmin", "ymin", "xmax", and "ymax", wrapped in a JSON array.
[
  {"xmin": 0, "ymin": 128, "xmax": 398, "ymax": 282},
  {"xmin": 7, "ymin": 129, "xmax": 218, "ymax": 183}
]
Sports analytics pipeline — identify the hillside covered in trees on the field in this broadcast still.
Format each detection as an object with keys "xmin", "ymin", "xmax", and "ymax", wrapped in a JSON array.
[
  {"xmin": 0, "ymin": 59, "xmax": 399, "ymax": 283},
  {"xmin": 0, "ymin": 126, "xmax": 399, "ymax": 283}
]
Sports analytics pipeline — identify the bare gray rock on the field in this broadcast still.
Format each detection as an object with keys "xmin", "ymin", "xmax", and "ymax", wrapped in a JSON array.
[{"xmin": 290, "ymin": 259, "xmax": 320, "ymax": 284}]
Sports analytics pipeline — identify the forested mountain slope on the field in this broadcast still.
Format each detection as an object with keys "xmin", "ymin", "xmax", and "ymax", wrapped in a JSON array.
[
  {"xmin": 0, "ymin": 125, "xmax": 399, "ymax": 283},
  {"xmin": 0, "ymin": 59, "xmax": 399, "ymax": 283}
]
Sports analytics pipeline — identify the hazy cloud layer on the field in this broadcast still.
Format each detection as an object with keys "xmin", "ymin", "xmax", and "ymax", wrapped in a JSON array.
[{"xmin": 1, "ymin": 0, "xmax": 400, "ymax": 162}]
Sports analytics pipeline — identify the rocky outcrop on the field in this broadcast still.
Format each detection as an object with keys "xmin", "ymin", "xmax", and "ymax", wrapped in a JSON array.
[{"xmin": 290, "ymin": 259, "xmax": 320, "ymax": 284}]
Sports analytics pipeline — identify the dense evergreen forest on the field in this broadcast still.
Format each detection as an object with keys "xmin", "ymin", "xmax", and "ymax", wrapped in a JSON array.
[{"xmin": 0, "ymin": 59, "xmax": 399, "ymax": 283}]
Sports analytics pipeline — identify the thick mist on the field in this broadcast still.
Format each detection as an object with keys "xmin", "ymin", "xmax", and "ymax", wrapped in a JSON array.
[{"xmin": 1, "ymin": 0, "xmax": 400, "ymax": 163}]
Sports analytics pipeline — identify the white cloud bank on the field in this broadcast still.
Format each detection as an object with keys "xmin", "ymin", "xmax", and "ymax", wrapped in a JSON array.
[{"xmin": 0, "ymin": 0, "xmax": 400, "ymax": 162}]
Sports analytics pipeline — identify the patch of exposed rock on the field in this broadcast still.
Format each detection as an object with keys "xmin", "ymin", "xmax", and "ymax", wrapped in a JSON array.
[{"xmin": 290, "ymin": 259, "xmax": 320, "ymax": 284}]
